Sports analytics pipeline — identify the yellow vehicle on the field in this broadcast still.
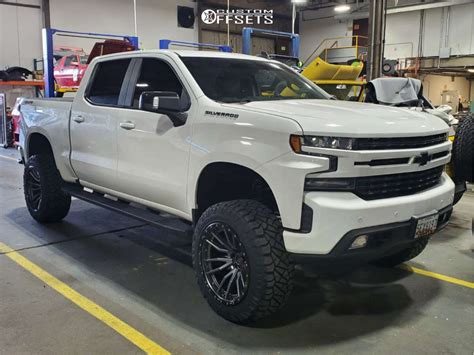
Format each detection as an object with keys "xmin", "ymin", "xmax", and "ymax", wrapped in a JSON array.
[{"xmin": 301, "ymin": 57, "xmax": 366, "ymax": 101}]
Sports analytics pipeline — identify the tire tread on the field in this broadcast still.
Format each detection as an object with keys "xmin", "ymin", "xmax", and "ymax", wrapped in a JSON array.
[
  {"xmin": 24, "ymin": 154, "xmax": 71, "ymax": 222},
  {"xmin": 193, "ymin": 199, "xmax": 293, "ymax": 323}
]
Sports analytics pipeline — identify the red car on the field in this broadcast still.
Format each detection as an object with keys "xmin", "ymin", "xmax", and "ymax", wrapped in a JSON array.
[
  {"xmin": 53, "ymin": 40, "xmax": 136, "ymax": 95},
  {"xmin": 54, "ymin": 53, "xmax": 88, "ymax": 90}
]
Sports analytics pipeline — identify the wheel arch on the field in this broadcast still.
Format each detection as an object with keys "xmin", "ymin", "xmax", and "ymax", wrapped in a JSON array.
[
  {"xmin": 26, "ymin": 132, "xmax": 54, "ymax": 159},
  {"xmin": 193, "ymin": 161, "xmax": 280, "ymax": 222}
]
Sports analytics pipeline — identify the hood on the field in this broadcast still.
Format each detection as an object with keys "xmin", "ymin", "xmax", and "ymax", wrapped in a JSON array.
[{"xmin": 226, "ymin": 99, "xmax": 449, "ymax": 137}]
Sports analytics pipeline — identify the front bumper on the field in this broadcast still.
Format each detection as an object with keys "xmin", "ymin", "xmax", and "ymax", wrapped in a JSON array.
[
  {"xmin": 290, "ymin": 205, "xmax": 452, "ymax": 265},
  {"xmin": 283, "ymin": 173, "xmax": 455, "ymax": 255}
]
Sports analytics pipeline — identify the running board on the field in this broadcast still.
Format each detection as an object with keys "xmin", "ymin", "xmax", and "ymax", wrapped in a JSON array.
[{"xmin": 62, "ymin": 184, "xmax": 193, "ymax": 237}]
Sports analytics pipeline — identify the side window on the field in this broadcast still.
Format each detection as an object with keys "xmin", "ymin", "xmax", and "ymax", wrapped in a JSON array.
[
  {"xmin": 132, "ymin": 59, "xmax": 183, "ymax": 108},
  {"xmin": 86, "ymin": 59, "xmax": 131, "ymax": 106},
  {"xmin": 64, "ymin": 55, "xmax": 75, "ymax": 67}
]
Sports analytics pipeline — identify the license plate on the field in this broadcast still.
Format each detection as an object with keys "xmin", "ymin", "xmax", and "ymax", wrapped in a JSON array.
[{"xmin": 415, "ymin": 214, "xmax": 438, "ymax": 238}]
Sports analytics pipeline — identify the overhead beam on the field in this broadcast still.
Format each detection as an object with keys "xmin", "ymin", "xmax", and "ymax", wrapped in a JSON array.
[
  {"xmin": 387, "ymin": 0, "xmax": 473, "ymax": 14},
  {"xmin": 0, "ymin": 1, "xmax": 40, "ymax": 9}
]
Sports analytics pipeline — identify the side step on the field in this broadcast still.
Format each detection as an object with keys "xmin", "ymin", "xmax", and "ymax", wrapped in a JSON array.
[{"xmin": 62, "ymin": 184, "xmax": 193, "ymax": 238}]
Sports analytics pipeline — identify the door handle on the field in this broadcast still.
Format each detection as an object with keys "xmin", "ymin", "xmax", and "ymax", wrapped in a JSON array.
[
  {"xmin": 120, "ymin": 121, "xmax": 135, "ymax": 130},
  {"xmin": 73, "ymin": 115, "xmax": 84, "ymax": 123}
]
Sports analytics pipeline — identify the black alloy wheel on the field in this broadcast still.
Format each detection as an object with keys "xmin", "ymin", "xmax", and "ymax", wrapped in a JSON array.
[
  {"xmin": 25, "ymin": 165, "xmax": 42, "ymax": 211},
  {"xmin": 199, "ymin": 222, "xmax": 249, "ymax": 305}
]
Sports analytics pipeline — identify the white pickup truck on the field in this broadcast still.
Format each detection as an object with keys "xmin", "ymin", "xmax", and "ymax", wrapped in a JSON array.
[{"xmin": 18, "ymin": 50, "xmax": 454, "ymax": 323}]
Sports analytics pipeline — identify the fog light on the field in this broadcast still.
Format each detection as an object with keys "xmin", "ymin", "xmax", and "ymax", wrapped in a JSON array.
[{"xmin": 349, "ymin": 234, "xmax": 369, "ymax": 250}]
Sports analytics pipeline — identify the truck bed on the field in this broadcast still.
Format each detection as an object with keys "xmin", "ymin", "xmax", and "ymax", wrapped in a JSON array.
[{"xmin": 19, "ymin": 97, "xmax": 75, "ymax": 182}]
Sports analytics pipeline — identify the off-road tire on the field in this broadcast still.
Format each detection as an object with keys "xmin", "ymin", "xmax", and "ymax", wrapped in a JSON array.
[
  {"xmin": 193, "ymin": 199, "xmax": 294, "ymax": 324},
  {"xmin": 372, "ymin": 237, "xmax": 429, "ymax": 268},
  {"xmin": 452, "ymin": 116, "xmax": 473, "ymax": 183},
  {"xmin": 24, "ymin": 154, "xmax": 71, "ymax": 222}
]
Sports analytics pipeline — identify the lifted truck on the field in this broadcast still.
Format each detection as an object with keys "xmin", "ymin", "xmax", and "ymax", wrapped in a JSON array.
[{"xmin": 18, "ymin": 50, "xmax": 454, "ymax": 324}]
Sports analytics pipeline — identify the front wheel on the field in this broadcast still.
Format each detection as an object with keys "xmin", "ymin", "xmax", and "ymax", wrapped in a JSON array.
[
  {"xmin": 24, "ymin": 154, "xmax": 71, "ymax": 223},
  {"xmin": 192, "ymin": 200, "xmax": 294, "ymax": 324}
]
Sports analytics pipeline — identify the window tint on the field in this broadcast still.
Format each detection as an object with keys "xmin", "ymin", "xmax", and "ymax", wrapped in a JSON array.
[
  {"xmin": 64, "ymin": 55, "xmax": 76, "ymax": 66},
  {"xmin": 87, "ymin": 59, "xmax": 131, "ymax": 106},
  {"xmin": 182, "ymin": 58, "xmax": 329, "ymax": 103},
  {"xmin": 132, "ymin": 59, "xmax": 183, "ymax": 108}
]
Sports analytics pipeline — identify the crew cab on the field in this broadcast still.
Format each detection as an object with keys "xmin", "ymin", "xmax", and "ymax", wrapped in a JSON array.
[{"xmin": 18, "ymin": 50, "xmax": 455, "ymax": 324}]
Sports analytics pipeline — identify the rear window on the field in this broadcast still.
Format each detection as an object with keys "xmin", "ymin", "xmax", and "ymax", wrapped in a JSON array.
[{"xmin": 86, "ymin": 59, "xmax": 131, "ymax": 106}]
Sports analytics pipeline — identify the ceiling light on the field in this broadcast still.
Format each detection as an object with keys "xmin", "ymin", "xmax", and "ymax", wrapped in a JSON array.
[
  {"xmin": 334, "ymin": 4, "xmax": 351, "ymax": 12},
  {"xmin": 467, "ymin": 68, "xmax": 474, "ymax": 73},
  {"xmin": 291, "ymin": 0, "xmax": 308, "ymax": 3}
]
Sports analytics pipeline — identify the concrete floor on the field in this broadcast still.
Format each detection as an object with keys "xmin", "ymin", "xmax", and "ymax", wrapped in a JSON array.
[{"xmin": 0, "ymin": 147, "xmax": 473, "ymax": 354}]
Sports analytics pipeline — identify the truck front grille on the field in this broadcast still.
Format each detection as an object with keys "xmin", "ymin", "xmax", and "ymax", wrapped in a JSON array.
[
  {"xmin": 355, "ymin": 166, "xmax": 444, "ymax": 200},
  {"xmin": 355, "ymin": 133, "xmax": 447, "ymax": 150}
]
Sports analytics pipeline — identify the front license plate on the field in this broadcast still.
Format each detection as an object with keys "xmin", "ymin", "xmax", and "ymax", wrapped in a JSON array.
[{"xmin": 415, "ymin": 214, "xmax": 438, "ymax": 238}]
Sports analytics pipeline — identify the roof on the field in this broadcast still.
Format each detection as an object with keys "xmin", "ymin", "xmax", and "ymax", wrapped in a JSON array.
[
  {"xmin": 157, "ymin": 49, "xmax": 267, "ymax": 60},
  {"xmin": 92, "ymin": 49, "xmax": 269, "ymax": 62}
]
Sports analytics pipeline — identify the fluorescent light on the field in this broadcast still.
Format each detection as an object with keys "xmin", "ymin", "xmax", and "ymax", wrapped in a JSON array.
[
  {"xmin": 291, "ymin": 0, "xmax": 308, "ymax": 3},
  {"xmin": 467, "ymin": 68, "xmax": 474, "ymax": 73},
  {"xmin": 334, "ymin": 4, "xmax": 351, "ymax": 12}
]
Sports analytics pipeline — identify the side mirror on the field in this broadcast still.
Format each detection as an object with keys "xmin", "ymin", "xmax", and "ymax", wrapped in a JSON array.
[{"xmin": 139, "ymin": 91, "xmax": 187, "ymax": 126}]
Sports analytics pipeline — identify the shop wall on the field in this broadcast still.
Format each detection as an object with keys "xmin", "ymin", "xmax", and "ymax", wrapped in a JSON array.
[
  {"xmin": 0, "ymin": 0, "xmax": 198, "ymax": 70},
  {"xmin": 299, "ymin": 2, "xmax": 474, "ymax": 62},
  {"xmin": 421, "ymin": 74, "xmax": 471, "ymax": 107},
  {"xmin": 49, "ymin": 0, "xmax": 198, "ymax": 52},
  {"xmin": 299, "ymin": 16, "xmax": 352, "ymax": 62},
  {"xmin": 0, "ymin": 1, "xmax": 42, "ymax": 69}
]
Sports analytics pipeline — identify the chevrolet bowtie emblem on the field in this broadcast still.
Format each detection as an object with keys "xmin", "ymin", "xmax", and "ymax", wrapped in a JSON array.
[{"xmin": 412, "ymin": 152, "xmax": 431, "ymax": 166}]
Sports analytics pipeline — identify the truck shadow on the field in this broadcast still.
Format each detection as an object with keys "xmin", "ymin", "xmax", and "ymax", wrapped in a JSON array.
[{"xmin": 5, "ymin": 203, "xmax": 442, "ymax": 349}]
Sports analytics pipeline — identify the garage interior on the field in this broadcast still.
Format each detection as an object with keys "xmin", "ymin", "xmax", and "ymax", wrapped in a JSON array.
[{"xmin": 0, "ymin": 0, "xmax": 473, "ymax": 354}]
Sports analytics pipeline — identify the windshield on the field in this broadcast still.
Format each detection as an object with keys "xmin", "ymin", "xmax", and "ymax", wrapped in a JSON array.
[{"xmin": 182, "ymin": 57, "xmax": 330, "ymax": 103}]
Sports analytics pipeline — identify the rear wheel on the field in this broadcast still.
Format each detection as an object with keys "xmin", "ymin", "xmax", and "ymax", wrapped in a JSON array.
[
  {"xmin": 24, "ymin": 154, "xmax": 71, "ymax": 222},
  {"xmin": 192, "ymin": 199, "xmax": 294, "ymax": 324},
  {"xmin": 372, "ymin": 237, "xmax": 429, "ymax": 268}
]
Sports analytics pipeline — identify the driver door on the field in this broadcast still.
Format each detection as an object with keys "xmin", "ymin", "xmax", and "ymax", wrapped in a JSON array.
[{"xmin": 116, "ymin": 57, "xmax": 193, "ymax": 215}]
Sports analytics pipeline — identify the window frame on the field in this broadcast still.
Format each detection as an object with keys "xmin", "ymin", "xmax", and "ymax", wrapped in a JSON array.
[
  {"xmin": 122, "ymin": 57, "xmax": 191, "ymax": 112},
  {"xmin": 84, "ymin": 58, "xmax": 135, "ymax": 109}
]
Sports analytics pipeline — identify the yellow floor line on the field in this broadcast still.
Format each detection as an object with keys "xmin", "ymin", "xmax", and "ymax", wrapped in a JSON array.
[
  {"xmin": 0, "ymin": 154, "xmax": 18, "ymax": 162},
  {"xmin": 405, "ymin": 264, "xmax": 474, "ymax": 289},
  {"xmin": 0, "ymin": 242, "xmax": 170, "ymax": 355}
]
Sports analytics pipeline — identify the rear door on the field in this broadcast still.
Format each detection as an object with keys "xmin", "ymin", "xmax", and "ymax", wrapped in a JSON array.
[
  {"xmin": 115, "ymin": 56, "xmax": 193, "ymax": 214},
  {"xmin": 70, "ymin": 58, "xmax": 134, "ymax": 191}
]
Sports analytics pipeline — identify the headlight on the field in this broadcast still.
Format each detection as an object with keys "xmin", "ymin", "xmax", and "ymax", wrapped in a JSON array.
[
  {"xmin": 304, "ymin": 135, "xmax": 354, "ymax": 149},
  {"xmin": 290, "ymin": 135, "xmax": 354, "ymax": 152}
]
